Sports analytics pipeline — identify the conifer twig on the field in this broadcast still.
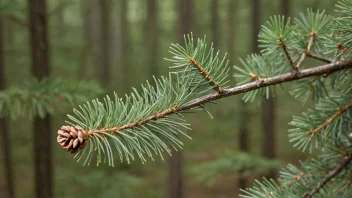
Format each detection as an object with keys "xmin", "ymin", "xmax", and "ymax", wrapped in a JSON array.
[
  {"xmin": 78, "ymin": 59, "xmax": 352, "ymax": 138},
  {"xmin": 306, "ymin": 30, "xmax": 315, "ymax": 54},
  {"xmin": 279, "ymin": 36, "xmax": 296, "ymax": 70},
  {"xmin": 308, "ymin": 102, "xmax": 352, "ymax": 137},
  {"xmin": 189, "ymin": 57, "xmax": 224, "ymax": 92},
  {"xmin": 303, "ymin": 154, "xmax": 352, "ymax": 198},
  {"xmin": 297, "ymin": 30, "xmax": 316, "ymax": 68},
  {"xmin": 178, "ymin": 59, "xmax": 352, "ymax": 111},
  {"xmin": 91, "ymin": 104, "xmax": 179, "ymax": 135}
]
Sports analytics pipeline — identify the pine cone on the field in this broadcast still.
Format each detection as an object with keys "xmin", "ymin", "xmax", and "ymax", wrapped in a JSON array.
[{"xmin": 57, "ymin": 126, "xmax": 89, "ymax": 154}]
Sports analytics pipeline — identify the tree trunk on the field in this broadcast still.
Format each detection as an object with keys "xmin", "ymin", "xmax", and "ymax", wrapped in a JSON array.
[
  {"xmin": 0, "ymin": 17, "xmax": 15, "ymax": 198},
  {"xmin": 226, "ymin": 0, "xmax": 245, "ymax": 190},
  {"xmin": 99, "ymin": 0, "xmax": 111, "ymax": 87},
  {"xmin": 110, "ymin": 0, "xmax": 126, "ymax": 93},
  {"xmin": 110, "ymin": 0, "xmax": 127, "ymax": 93},
  {"xmin": 4, "ymin": 18, "xmax": 14, "ymax": 46},
  {"xmin": 56, "ymin": 0, "xmax": 65, "ymax": 39},
  {"xmin": 238, "ymin": 101, "xmax": 249, "ymax": 190},
  {"xmin": 227, "ymin": 0, "xmax": 236, "ymax": 60},
  {"xmin": 178, "ymin": 0, "xmax": 194, "ymax": 36},
  {"xmin": 168, "ymin": 151, "xmax": 183, "ymax": 198},
  {"xmin": 261, "ymin": 98, "xmax": 276, "ymax": 178},
  {"xmin": 238, "ymin": 0, "xmax": 262, "ymax": 189},
  {"xmin": 259, "ymin": 0, "xmax": 277, "ymax": 180},
  {"xmin": 81, "ymin": 0, "xmax": 103, "ymax": 79},
  {"xmin": 146, "ymin": 0, "xmax": 158, "ymax": 77},
  {"xmin": 167, "ymin": 1, "xmax": 194, "ymax": 198},
  {"xmin": 28, "ymin": 1, "xmax": 53, "ymax": 197},
  {"xmin": 281, "ymin": 0, "xmax": 290, "ymax": 18},
  {"xmin": 252, "ymin": 0, "xmax": 260, "ymax": 54},
  {"xmin": 120, "ymin": 0, "xmax": 128, "ymax": 92},
  {"xmin": 210, "ymin": 0, "xmax": 219, "ymax": 47}
]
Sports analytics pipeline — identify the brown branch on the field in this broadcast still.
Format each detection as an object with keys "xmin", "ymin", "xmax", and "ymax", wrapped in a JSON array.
[
  {"xmin": 296, "ymin": 53, "xmax": 307, "ymax": 69},
  {"xmin": 297, "ymin": 31, "xmax": 316, "ymax": 68},
  {"xmin": 91, "ymin": 104, "xmax": 179, "ymax": 135},
  {"xmin": 189, "ymin": 57, "xmax": 224, "ymax": 93},
  {"xmin": 86, "ymin": 59, "xmax": 352, "ymax": 137},
  {"xmin": 279, "ymin": 36, "xmax": 296, "ymax": 71},
  {"xmin": 306, "ymin": 53, "xmax": 332, "ymax": 63},
  {"xmin": 303, "ymin": 154, "xmax": 352, "ymax": 198},
  {"xmin": 308, "ymin": 102, "xmax": 352, "ymax": 137}
]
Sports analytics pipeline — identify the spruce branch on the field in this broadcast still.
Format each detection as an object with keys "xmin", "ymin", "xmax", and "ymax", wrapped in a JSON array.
[
  {"xmin": 303, "ymin": 154, "xmax": 352, "ymax": 198},
  {"xmin": 308, "ymin": 102, "xmax": 352, "ymax": 137}
]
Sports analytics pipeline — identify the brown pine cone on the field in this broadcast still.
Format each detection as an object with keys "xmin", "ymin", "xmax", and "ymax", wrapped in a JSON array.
[{"xmin": 57, "ymin": 126, "xmax": 89, "ymax": 154}]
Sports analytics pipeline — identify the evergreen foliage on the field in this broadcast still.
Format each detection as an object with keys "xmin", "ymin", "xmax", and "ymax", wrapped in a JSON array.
[
  {"xmin": 57, "ymin": 170, "xmax": 152, "ymax": 198},
  {"xmin": 0, "ymin": 78, "xmax": 102, "ymax": 118},
  {"xmin": 190, "ymin": 151, "xmax": 282, "ymax": 186},
  {"xmin": 57, "ymin": 1, "xmax": 352, "ymax": 197}
]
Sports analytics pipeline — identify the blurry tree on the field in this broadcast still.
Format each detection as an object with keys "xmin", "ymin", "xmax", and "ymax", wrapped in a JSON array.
[
  {"xmin": 282, "ymin": 0, "xmax": 290, "ymax": 18},
  {"xmin": 28, "ymin": 0, "xmax": 52, "ymax": 197},
  {"xmin": 110, "ymin": 0, "xmax": 127, "ymax": 93},
  {"xmin": 237, "ymin": 0, "xmax": 264, "ymax": 189},
  {"xmin": 146, "ymin": 0, "xmax": 158, "ymax": 77},
  {"xmin": 82, "ymin": 0, "xmax": 103, "ymax": 80},
  {"xmin": 227, "ymin": 0, "xmax": 236, "ymax": 61},
  {"xmin": 210, "ymin": 0, "xmax": 219, "ymax": 47},
  {"xmin": 99, "ymin": 0, "xmax": 111, "ymax": 88},
  {"xmin": 167, "ymin": 1, "xmax": 195, "ymax": 197},
  {"xmin": 55, "ymin": 0, "xmax": 66, "ymax": 39},
  {"xmin": 238, "ymin": 100, "xmax": 250, "ymax": 189},
  {"xmin": 0, "ymin": 16, "xmax": 15, "ymax": 198},
  {"xmin": 226, "ymin": 0, "xmax": 246, "ymax": 191},
  {"xmin": 258, "ymin": 0, "xmax": 278, "ymax": 180}
]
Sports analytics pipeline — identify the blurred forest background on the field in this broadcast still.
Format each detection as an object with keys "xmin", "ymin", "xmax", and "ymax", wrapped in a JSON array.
[{"xmin": 0, "ymin": 0, "xmax": 339, "ymax": 198}]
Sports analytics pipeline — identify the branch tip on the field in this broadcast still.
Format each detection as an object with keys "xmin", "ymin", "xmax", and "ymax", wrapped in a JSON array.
[
  {"xmin": 308, "ymin": 102, "xmax": 352, "ymax": 137},
  {"xmin": 189, "ymin": 57, "xmax": 223, "ymax": 92}
]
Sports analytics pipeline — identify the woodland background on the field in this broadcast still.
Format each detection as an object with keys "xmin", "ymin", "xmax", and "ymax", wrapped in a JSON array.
[{"xmin": 0, "ymin": 0, "xmax": 340, "ymax": 198}]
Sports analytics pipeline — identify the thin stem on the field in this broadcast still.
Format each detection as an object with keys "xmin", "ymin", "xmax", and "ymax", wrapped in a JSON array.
[
  {"xmin": 297, "ymin": 30, "xmax": 316, "ymax": 68},
  {"xmin": 296, "ymin": 53, "xmax": 307, "ymax": 68},
  {"xmin": 189, "ymin": 57, "xmax": 224, "ymax": 92},
  {"xmin": 303, "ymin": 154, "xmax": 352, "ymax": 198},
  {"xmin": 308, "ymin": 102, "xmax": 352, "ymax": 137},
  {"xmin": 279, "ymin": 37, "xmax": 296, "ymax": 70},
  {"xmin": 91, "ymin": 104, "xmax": 179, "ymax": 134},
  {"xmin": 306, "ymin": 53, "xmax": 333, "ymax": 63},
  {"xmin": 89, "ymin": 59, "xmax": 352, "ymax": 136},
  {"xmin": 306, "ymin": 30, "xmax": 315, "ymax": 54}
]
